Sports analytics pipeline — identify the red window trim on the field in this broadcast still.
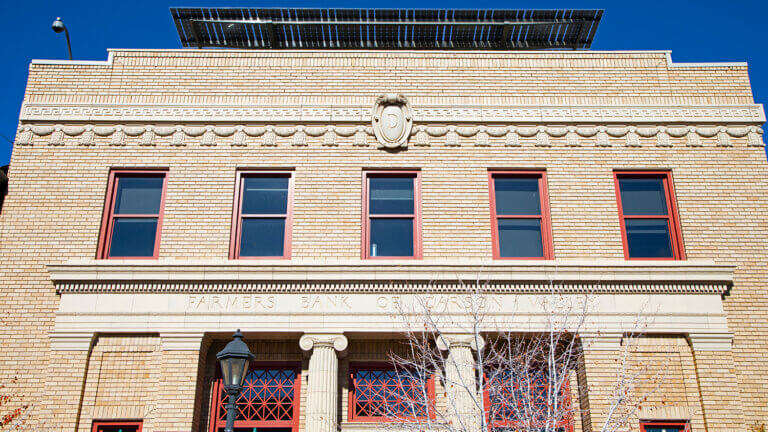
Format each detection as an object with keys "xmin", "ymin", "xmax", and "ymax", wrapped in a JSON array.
[
  {"xmin": 613, "ymin": 170, "xmax": 685, "ymax": 260},
  {"xmin": 348, "ymin": 362, "xmax": 436, "ymax": 422},
  {"xmin": 639, "ymin": 420, "xmax": 691, "ymax": 431},
  {"xmin": 208, "ymin": 362, "xmax": 302, "ymax": 432},
  {"xmin": 97, "ymin": 169, "xmax": 168, "ymax": 260},
  {"xmin": 229, "ymin": 170, "xmax": 294, "ymax": 259},
  {"xmin": 488, "ymin": 170, "xmax": 554, "ymax": 260},
  {"xmin": 481, "ymin": 370, "xmax": 573, "ymax": 432},
  {"xmin": 361, "ymin": 170, "xmax": 422, "ymax": 259},
  {"xmin": 92, "ymin": 420, "xmax": 143, "ymax": 432}
]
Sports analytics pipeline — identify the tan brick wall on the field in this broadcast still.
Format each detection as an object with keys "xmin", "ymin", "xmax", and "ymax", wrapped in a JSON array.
[{"xmin": 1, "ymin": 50, "xmax": 766, "ymax": 431}]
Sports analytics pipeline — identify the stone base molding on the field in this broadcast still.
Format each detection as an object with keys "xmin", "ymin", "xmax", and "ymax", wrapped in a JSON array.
[{"xmin": 300, "ymin": 333, "xmax": 348, "ymax": 432}]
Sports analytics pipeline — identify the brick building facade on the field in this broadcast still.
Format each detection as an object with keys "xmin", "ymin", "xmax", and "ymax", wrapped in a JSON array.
[{"xmin": 1, "ymin": 8, "xmax": 766, "ymax": 432}]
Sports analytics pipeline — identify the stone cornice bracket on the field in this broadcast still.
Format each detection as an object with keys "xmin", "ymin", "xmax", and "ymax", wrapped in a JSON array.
[
  {"xmin": 299, "ymin": 333, "xmax": 349, "ymax": 356},
  {"xmin": 159, "ymin": 332, "xmax": 205, "ymax": 351},
  {"xmin": 688, "ymin": 332, "xmax": 733, "ymax": 352},
  {"xmin": 49, "ymin": 331, "xmax": 95, "ymax": 351},
  {"xmin": 436, "ymin": 333, "xmax": 485, "ymax": 352}
]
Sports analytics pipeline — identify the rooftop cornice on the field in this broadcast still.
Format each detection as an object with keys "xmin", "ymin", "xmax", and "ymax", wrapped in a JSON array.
[{"xmin": 29, "ymin": 50, "xmax": 748, "ymax": 69}]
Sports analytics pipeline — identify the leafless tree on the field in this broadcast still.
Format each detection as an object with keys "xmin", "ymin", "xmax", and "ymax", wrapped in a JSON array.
[{"xmin": 364, "ymin": 277, "xmax": 668, "ymax": 432}]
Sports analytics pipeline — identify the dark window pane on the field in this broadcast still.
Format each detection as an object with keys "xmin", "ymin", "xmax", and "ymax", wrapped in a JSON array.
[
  {"xmin": 619, "ymin": 177, "xmax": 668, "ymax": 216},
  {"xmin": 494, "ymin": 177, "xmax": 541, "ymax": 215},
  {"xmin": 370, "ymin": 218, "xmax": 413, "ymax": 257},
  {"xmin": 241, "ymin": 177, "xmax": 289, "ymax": 215},
  {"xmin": 113, "ymin": 176, "xmax": 164, "ymax": 214},
  {"xmin": 96, "ymin": 427, "xmax": 141, "ymax": 432},
  {"xmin": 109, "ymin": 217, "xmax": 158, "ymax": 257},
  {"xmin": 625, "ymin": 219, "xmax": 673, "ymax": 258},
  {"xmin": 643, "ymin": 427, "xmax": 685, "ymax": 432},
  {"xmin": 498, "ymin": 219, "xmax": 543, "ymax": 257},
  {"xmin": 369, "ymin": 177, "xmax": 414, "ymax": 215},
  {"xmin": 240, "ymin": 218, "xmax": 286, "ymax": 256}
]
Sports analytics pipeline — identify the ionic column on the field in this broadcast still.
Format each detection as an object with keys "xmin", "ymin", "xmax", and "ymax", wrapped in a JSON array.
[
  {"xmin": 437, "ymin": 333, "xmax": 484, "ymax": 432},
  {"xmin": 299, "ymin": 333, "xmax": 348, "ymax": 432}
]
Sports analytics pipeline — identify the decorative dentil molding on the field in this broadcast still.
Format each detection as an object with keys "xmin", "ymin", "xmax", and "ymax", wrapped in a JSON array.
[
  {"xmin": 16, "ymin": 123, "xmax": 766, "ymax": 148},
  {"xmin": 19, "ymin": 103, "xmax": 766, "ymax": 123}
]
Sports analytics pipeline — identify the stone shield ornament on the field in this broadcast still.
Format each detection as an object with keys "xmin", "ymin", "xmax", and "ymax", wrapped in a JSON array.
[{"xmin": 372, "ymin": 94, "xmax": 413, "ymax": 149}]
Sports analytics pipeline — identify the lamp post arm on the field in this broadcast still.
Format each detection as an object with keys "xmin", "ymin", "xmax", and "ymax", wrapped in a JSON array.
[{"xmin": 64, "ymin": 28, "xmax": 72, "ymax": 60}]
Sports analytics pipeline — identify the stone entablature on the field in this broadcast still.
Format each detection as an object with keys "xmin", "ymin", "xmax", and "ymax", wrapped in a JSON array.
[{"xmin": 48, "ymin": 260, "xmax": 734, "ymax": 353}]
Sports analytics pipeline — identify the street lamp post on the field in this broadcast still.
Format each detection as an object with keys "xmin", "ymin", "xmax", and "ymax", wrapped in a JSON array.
[
  {"xmin": 51, "ymin": 17, "xmax": 72, "ymax": 60},
  {"xmin": 216, "ymin": 329, "xmax": 256, "ymax": 432}
]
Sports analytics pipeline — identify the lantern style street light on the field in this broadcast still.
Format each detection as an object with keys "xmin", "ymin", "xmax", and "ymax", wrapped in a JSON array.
[{"xmin": 216, "ymin": 329, "xmax": 255, "ymax": 432}]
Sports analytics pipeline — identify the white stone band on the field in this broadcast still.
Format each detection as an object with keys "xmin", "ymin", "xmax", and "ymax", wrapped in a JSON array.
[
  {"xmin": 16, "ymin": 123, "xmax": 766, "ymax": 148},
  {"xmin": 18, "ymin": 103, "xmax": 766, "ymax": 123}
]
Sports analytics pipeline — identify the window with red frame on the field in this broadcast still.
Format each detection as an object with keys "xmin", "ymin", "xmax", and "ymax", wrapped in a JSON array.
[
  {"xmin": 484, "ymin": 368, "xmax": 572, "ymax": 432},
  {"xmin": 363, "ymin": 172, "xmax": 421, "ymax": 259},
  {"xmin": 209, "ymin": 364, "xmax": 300, "ymax": 432},
  {"xmin": 614, "ymin": 172, "xmax": 684, "ymax": 260},
  {"xmin": 98, "ymin": 171, "xmax": 167, "ymax": 259},
  {"xmin": 489, "ymin": 171, "xmax": 553, "ymax": 259},
  {"xmin": 349, "ymin": 365, "xmax": 434, "ymax": 421},
  {"xmin": 231, "ymin": 172, "xmax": 293, "ymax": 259},
  {"xmin": 92, "ymin": 421, "xmax": 142, "ymax": 432},
  {"xmin": 639, "ymin": 421, "xmax": 690, "ymax": 432}
]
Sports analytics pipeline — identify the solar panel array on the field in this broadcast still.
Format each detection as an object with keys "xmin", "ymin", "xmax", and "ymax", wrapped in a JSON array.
[{"xmin": 170, "ymin": 8, "xmax": 602, "ymax": 50}]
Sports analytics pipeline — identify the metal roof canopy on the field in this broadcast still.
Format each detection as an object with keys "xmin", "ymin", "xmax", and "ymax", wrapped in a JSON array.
[{"xmin": 170, "ymin": 8, "xmax": 602, "ymax": 50}]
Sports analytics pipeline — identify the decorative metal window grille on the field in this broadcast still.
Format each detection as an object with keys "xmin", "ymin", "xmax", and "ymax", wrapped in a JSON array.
[
  {"xmin": 210, "ymin": 366, "xmax": 300, "ymax": 432},
  {"xmin": 350, "ymin": 368, "xmax": 433, "ymax": 421},
  {"xmin": 485, "ymin": 369, "xmax": 572, "ymax": 431}
]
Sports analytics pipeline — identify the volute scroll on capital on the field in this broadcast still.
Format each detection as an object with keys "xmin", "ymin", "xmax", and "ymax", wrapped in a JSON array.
[
  {"xmin": 299, "ymin": 333, "xmax": 349, "ymax": 352},
  {"xmin": 436, "ymin": 333, "xmax": 485, "ymax": 352},
  {"xmin": 372, "ymin": 93, "xmax": 413, "ymax": 149}
]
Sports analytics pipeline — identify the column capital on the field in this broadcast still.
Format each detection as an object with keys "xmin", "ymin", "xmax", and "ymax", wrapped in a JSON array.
[
  {"xmin": 436, "ymin": 333, "xmax": 485, "ymax": 352},
  {"xmin": 579, "ymin": 331, "xmax": 623, "ymax": 351},
  {"xmin": 688, "ymin": 332, "xmax": 733, "ymax": 352},
  {"xmin": 159, "ymin": 332, "xmax": 205, "ymax": 351},
  {"xmin": 299, "ymin": 333, "xmax": 348, "ymax": 352},
  {"xmin": 49, "ymin": 331, "xmax": 95, "ymax": 351}
]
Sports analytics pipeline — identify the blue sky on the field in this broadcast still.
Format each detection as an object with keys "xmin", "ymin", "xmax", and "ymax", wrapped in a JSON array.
[{"xmin": 1, "ymin": 1, "xmax": 766, "ymax": 165}]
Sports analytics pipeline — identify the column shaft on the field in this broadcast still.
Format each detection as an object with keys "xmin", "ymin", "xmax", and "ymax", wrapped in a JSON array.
[
  {"xmin": 306, "ymin": 345, "xmax": 339, "ymax": 432},
  {"xmin": 444, "ymin": 343, "xmax": 481, "ymax": 432}
]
